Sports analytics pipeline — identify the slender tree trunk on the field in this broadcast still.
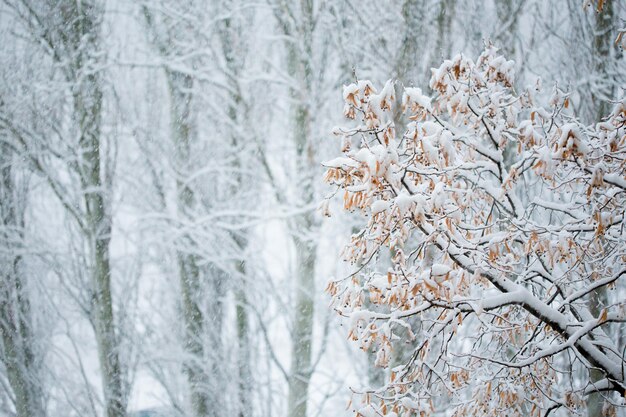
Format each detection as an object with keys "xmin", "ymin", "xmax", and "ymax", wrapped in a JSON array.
[
  {"xmin": 430, "ymin": 0, "xmax": 456, "ymax": 75},
  {"xmin": 216, "ymin": 9, "xmax": 253, "ymax": 409},
  {"xmin": 586, "ymin": 5, "xmax": 615, "ymax": 415},
  {"xmin": 68, "ymin": 4, "xmax": 125, "ymax": 412},
  {"xmin": 167, "ymin": 70, "xmax": 214, "ymax": 417},
  {"xmin": 392, "ymin": 0, "xmax": 427, "ymax": 134},
  {"xmin": 592, "ymin": 0, "xmax": 615, "ymax": 120},
  {"xmin": 46, "ymin": 4, "xmax": 125, "ymax": 415},
  {"xmin": 220, "ymin": 13, "xmax": 254, "ymax": 410},
  {"xmin": 178, "ymin": 253, "xmax": 210, "ymax": 417},
  {"xmin": 282, "ymin": 4, "xmax": 318, "ymax": 416},
  {"xmin": 587, "ymin": 288, "xmax": 609, "ymax": 417},
  {"xmin": 206, "ymin": 268, "xmax": 225, "ymax": 417},
  {"xmin": 227, "ymin": 98, "xmax": 253, "ymax": 417},
  {"xmin": 0, "ymin": 145, "xmax": 45, "ymax": 417},
  {"xmin": 288, "ymin": 52, "xmax": 317, "ymax": 417},
  {"xmin": 77, "ymin": 69, "xmax": 125, "ymax": 417},
  {"xmin": 235, "ymin": 264, "xmax": 252, "ymax": 417},
  {"xmin": 287, "ymin": 217, "xmax": 316, "ymax": 417},
  {"xmin": 495, "ymin": 0, "xmax": 524, "ymax": 57}
]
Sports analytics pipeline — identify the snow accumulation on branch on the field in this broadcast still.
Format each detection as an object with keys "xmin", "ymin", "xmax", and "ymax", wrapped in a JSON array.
[{"xmin": 323, "ymin": 45, "xmax": 626, "ymax": 417}]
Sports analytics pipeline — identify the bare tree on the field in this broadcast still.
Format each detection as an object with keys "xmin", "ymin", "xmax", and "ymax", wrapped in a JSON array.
[
  {"xmin": 268, "ymin": 2, "xmax": 324, "ymax": 416},
  {"xmin": 141, "ymin": 2, "xmax": 263, "ymax": 416},
  {"xmin": 0, "ymin": 2, "xmax": 127, "ymax": 416}
]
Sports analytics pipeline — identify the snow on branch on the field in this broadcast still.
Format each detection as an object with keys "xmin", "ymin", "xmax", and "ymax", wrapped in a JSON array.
[{"xmin": 323, "ymin": 45, "xmax": 626, "ymax": 417}]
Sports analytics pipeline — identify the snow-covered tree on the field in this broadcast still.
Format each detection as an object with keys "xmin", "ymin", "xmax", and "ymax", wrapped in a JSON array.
[
  {"xmin": 0, "ymin": 2, "xmax": 128, "ymax": 416},
  {"xmin": 139, "ymin": 1, "xmax": 264, "ymax": 416},
  {"xmin": 324, "ymin": 46, "xmax": 626, "ymax": 416}
]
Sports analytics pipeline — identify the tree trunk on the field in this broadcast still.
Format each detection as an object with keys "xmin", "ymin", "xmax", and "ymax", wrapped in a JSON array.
[
  {"xmin": 592, "ymin": 0, "xmax": 615, "ymax": 120},
  {"xmin": 494, "ymin": 0, "xmax": 523, "ymax": 59},
  {"xmin": 587, "ymin": 288, "xmax": 609, "ymax": 417},
  {"xmin": 166, "ymin": 70, "xmax": 215, "ymax": 417},
  {"xmin": 215, "ymin": 11, "xmax": 254, "ymax": 412},
  {"xmin": 0, "ymin": 144, "xmax": 45, "ymax": 417},
  {"xmin": 178, "ymin": 253, "xmax": 211, "ymax": 417},
  {"xmin": 235, "ymin": 266, "xmax": 252, "ymax": 417},
  {"xmin": 586, "ymin": 4, "xmax": 615, "ymax": 414},
  {"xmin": 283, "ymin": 4, "xmax": 318, "ymax": 416},
  {"xmin": 287, "ymin": 219, "xmax": 316, "ymax": 417},
  {"xmin": 392, "ymin": 0, "xmax": 427, "ymax": 134},
  {"xmin": 77, "ymin": 69, "xmax": 126, "ymax": 417},
  {"xmin": 206, "ymin": 268, "xmax": 225, "ymax": 417},
  {"xmin": 430, "ymin": 0, "xmax": 456, "ymax": 75}
]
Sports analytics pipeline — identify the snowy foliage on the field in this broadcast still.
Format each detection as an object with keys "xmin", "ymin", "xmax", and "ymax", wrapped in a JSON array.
[{"xmin": 325, "ymin": 46, "xmax": 626, "ymax": 417}]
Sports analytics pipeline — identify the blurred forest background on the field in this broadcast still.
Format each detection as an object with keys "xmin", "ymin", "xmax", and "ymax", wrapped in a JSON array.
[{"xmin": 0, "ymin": 1, "xmax": 624, "ymax": 417}]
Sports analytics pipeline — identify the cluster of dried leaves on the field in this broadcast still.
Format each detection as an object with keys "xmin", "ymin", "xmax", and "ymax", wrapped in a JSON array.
[{"xmin": 323, "ymin": 46, "xmax": 626, "ymax": 416}]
